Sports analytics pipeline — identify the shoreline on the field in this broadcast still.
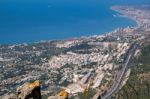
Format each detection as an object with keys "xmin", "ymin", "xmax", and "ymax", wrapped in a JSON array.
[
  {"xmin": 111, "ymin": 6, "xmax": 139, "ymax": 27},
  {"xmin": 0, "ymin": 6, "xmax": 139, "ymax": 45},
  {"xmin": 111, "ymin": 6, "xmax": 141, "ymax": 27}
]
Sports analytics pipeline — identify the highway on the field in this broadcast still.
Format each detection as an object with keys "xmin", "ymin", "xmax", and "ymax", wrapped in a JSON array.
[{"xmin": 101, "ymin": 41, "xmax": 140, "ymax": 99}]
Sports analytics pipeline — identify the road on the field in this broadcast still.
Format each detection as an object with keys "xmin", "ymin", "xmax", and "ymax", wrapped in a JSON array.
[{"xmin": 101, "ymin": 41, "xmax": 140, "ymax": 99}]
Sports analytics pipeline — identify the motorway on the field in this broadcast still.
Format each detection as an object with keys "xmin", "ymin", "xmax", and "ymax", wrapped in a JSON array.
[{"xmin": 101, "ymin": 41, "xmax": 140, "ymax": 99}]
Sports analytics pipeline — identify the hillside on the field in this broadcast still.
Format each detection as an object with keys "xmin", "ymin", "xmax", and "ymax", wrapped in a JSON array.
[{"xmin": 114, "ymin": 42, "xmax": 150, "ymax": 99}]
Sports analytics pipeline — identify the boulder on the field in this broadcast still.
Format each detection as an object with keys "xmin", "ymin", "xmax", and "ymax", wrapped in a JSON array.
[
  {"xmin": 47, "ymin": 90, "xmax": 68, "ymax": 99},
  {"xmin": 17, "ymin": 80, "xmax": 41, "ymax": 99}
]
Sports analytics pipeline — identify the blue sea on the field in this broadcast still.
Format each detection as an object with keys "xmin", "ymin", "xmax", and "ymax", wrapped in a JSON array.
[{"xmin": 0, "ymin": 0, "xmax": 150, "ymax": 44}]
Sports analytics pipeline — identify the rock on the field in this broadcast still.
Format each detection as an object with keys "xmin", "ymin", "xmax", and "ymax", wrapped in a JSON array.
[
  {"xmin": 47, "ymin": 90, "xmax": 68, "ymax": 99},
  {"xmin": 17, "ymin": 80, "xmax": 41, "ymax": 99}
]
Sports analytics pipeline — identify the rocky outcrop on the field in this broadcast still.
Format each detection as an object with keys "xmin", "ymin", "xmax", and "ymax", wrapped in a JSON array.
[
  {"xmin": 17, "ymin": 80, "xmax": 41, "ymax": 99},
  {"xmin": 48, "ymin": 90, "xmax": 68, "ymax": 99}
]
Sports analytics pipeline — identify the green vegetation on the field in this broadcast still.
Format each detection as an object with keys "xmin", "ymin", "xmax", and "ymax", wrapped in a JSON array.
[
  {"xmin": 114, "ymin": 44, "xmax": 150, "ymax": 99},
  {"xmin": 66, "ymin": 43, "xmax": 94, "ymax": 54},
  {"xmin": 72, "ymin": 88, "xmax": 95, "ymax": 99}
]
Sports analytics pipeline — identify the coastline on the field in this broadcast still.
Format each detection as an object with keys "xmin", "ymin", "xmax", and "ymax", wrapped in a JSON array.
[
  {"xmin": 111, "ymin": 6, "xmax": 140, "ymax": 27},
  {"xmin": 0, "ymin": 6, "xmax": 139, "ymax": 45}
]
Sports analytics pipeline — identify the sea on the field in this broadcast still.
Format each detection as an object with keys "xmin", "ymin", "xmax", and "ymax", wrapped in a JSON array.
[{"xmin": 0, "ymin": 0, "xmax": 150, "ymax": 44}]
